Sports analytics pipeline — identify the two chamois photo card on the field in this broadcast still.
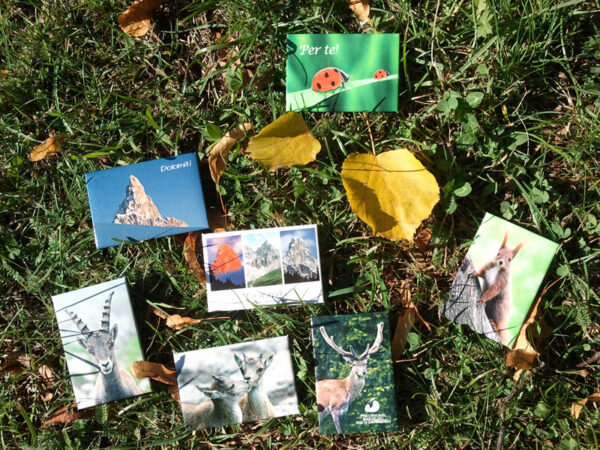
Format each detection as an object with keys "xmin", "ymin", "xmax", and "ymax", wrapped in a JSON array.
[
  {"xmin": 51, "ymin": 278, "xmax": 150, "ymax": 410},
  {"xmin": 85, "ymin": 152, "xmax": 209, "ymax": 249},
  {"xmin": 286, "ymin": 34, "xmax": 400, "ymax": 112},
  {"xmin": 174, "ymin": 336, "xmax": 299, "ymax": 430},
  {"xmin": 311, "ymin": 312, "xmax": 398, "ymax": 434},
  {"xmin": 443, "ymin": 213, "xmax": 559, "ymax": 347},
  {"xmin": 202, "ymin": 224, "xmax": 323, "ymax": 312}
]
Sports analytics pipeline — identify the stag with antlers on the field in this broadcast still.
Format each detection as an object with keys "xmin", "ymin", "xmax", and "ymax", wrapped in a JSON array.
[
  {"xmin": 66, "ymin": 291, "xmax": 141, "ymax": 404},
  {"xmin": 316, "ymin": 322, "xmax": 384, "ymax": 434}
]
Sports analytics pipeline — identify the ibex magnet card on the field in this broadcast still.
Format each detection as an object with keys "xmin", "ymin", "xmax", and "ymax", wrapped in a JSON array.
[
  {"xmin": 443, "ymin": 213, "xmax": 559, "ymax": 347},
  {"xmin": 51, "ymin": 278, "xmax": 151, "ymax": 409},
  {"xmin": 311, "ymin": 312, "xmax": 398, "ymax": 434},
  {"xmin": 174, "ymin": 336, "xmax": 299, "ymax": 431}
]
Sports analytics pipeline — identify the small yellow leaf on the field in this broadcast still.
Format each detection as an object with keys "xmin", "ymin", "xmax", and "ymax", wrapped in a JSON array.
[
  {"xmin": 571, "ymin": 393, "xmax": 600, "ymax": 419},
  {"xmin": 118, "ymin": 0, "xmax": 166, "ymax": 37},
  {"xmin": 208, "ymin": 122, "xmax": 253, "ymax": 186},
  {"xmin": 29, "ymin": 137, "xmax": 63, "ymax": 162},
  {"xmin": 165, "ymin": 314, "xmax": 201, "ymax": 330},
  {"xmin": 341, "ymin": 150, "xmax": 439, "ymax": 241},
  {"xmin": 346, "ymin": 0, "xmax": 372, "ymax": 25},
  {"xmin": 131, "ymin": 361, "xmax": 176, "ymax": 385},
  {"xmin": 246, "ymin": 112, "xmax": 321, "ymax": 171}
]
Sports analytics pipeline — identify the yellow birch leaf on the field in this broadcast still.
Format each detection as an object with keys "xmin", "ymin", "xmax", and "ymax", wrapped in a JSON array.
[
  {"xmin": 246, "ymin": 112, "xmax": 321, "ymax": 171},
  {"xmin": 208, "ymin": 122, "xmax": 253, "ymax": 186},
  {"xmin": 341, "ymin": 150, "xmax": 439, "ymax": 241},
  {"xmin": 29, "ymin": 137, "xmax": 63, "ymax": 162},
  {"xmin": 346, "ymin": 0, "xmax": 372, "ymax": 25},
  {"xmin": 571, "ymin": 393, "xmax": 600, "ymax": 419},
  {"xmin": 118, "ymin": 0, "xmax": 166, "ymax": 37}
]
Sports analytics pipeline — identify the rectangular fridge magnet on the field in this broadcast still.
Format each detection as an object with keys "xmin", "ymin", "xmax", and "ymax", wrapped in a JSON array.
[
  {"xmin": 443, "ymin": 212, "xmax": 559, "ymax": 347},
  {"xmin": 175, "ymin": 336, "xmax": 299, "ymax": 430},
  {"xmin": 85, "ymin": 152, "xmax": 209, "ymax": 248},
  {"xmin": 286, "ymin": 33, "xmax": 400, "ymax": 112},
  {"xmin": 202, "ymin": 224, "xmax": 323, "ymax": 312},
  {"xmin": 51, "ymin": 278, "xmax": 151, "ymax": 409},
  {"xmin": 311, "ymin": 312, "xmax": 398, "ymax": 434}
]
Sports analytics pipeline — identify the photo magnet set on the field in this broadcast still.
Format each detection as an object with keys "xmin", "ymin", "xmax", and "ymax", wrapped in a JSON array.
[
  {"xmin": 175, "ymin": 336, "xmax": 299, "ymax": 430},
  {"xmin": 443, "ymin": 213, "xmax": 559, "ymax": 347},
  {"xmin": 286, "ymin": 34, "xmax": 400, "ymax": 112},
  {"xmin": 202, "ymin": 224, "xmax": 323, "ymax": 312},
  {"xmin": 85, "ymin": 153, "xmax": 209, "ymax": 249},
  {"xmin": 51, "ymin": 278, "xmax": 150, "ymax": 409},
  {"xmin": 311, "ymin": 312, "xmax": 398, "ymax": 434}
]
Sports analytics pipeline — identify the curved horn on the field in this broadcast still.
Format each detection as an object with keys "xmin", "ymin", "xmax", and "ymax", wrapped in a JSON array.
[
  {"xmin": 65, "ymin": 309, "xmax": 91, "ymax": 336},
  {"xmin": 101, "ymin": 291, "xmax": 114, "ymax": 331},
  {"xmin": 319, "ymin": 326, "xmax": 353, "ymax": 358}
]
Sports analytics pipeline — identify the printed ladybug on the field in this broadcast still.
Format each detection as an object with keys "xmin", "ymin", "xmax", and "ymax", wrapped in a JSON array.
[
  {"xmin": 373, "ymin": 69, "xmax": 389, "ymax": 79},
  {"xmin": 311, "ymin": 67, "xmax": 350, "ymax": 92}
]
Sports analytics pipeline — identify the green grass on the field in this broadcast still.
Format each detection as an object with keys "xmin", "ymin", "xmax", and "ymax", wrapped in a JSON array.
[
  {"xmin": 0, "ymin": 0, "xmax": 599, "ymax": 448},
  {"xmin": 248, "ymin": 268, "xmax": 283, "ymax": 287}
]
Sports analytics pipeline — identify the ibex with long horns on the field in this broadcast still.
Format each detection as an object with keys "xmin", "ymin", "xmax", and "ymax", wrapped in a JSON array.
[
  {"xmin": 316, "ymin": 322, "xmax": 384, "ymax": 434},
  {"xmin": 66, "ymin": 292, "xmax": 140, "ymax": 404}
]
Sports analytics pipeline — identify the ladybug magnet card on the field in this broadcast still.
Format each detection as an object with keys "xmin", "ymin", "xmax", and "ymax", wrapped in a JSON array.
[{"xmin": 286, "ymin": 34, "xmax": 400, "ymax": 112}]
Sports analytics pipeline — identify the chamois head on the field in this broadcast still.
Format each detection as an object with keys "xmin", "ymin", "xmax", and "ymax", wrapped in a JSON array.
[
  {"xmin": 233, "ymin": 352, "xmax": 274, "ymax": 387},
  {"xmin": 66, "ymin": 292, "xmax": 117, "ymax": 375},
  {"xmin": 197, "ymin": 375, "xmax": 249, "ymax": 399},
  {"xmin": 320, "ymin": 322, "xmax": 384, "ymax": 377}
]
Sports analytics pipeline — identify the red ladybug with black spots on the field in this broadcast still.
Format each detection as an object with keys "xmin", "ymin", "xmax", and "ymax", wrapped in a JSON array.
[
  {"xmin": 373, "ymin": 69, "xmax": 389, "ymax": 79},
  {"xmin": 311, "ymin": 67, "xmax": 350, "ymax": 92}
]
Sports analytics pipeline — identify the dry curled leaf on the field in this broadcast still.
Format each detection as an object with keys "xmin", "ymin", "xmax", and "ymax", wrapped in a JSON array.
[
  {"xmin": 166, "ymin": 314, "xmax": 202, "ymax": 330},
  {"xmin": 505, "ymin": 293, "xmax": 543, "ymax": 379},
  {"xmin": 41, "ymin": 402, "xmax": 94, "ymax": 428},
  {"xmin": 131, "ymin": 361, "xmax": 176, "ymax": 385},
  {"xmin": 246, "ymin": 112, "xmax": 321, "ymax": 171},
  {"xmin": 38, "ymin": 365, "xmax": 56, "ymax": 385},
  {"xmin": 208, "ymin": 123, "xmax": 253, "ymax": 186},
  {"xmin": 152, "ymin": 307, "xmax": 168, "ymax": 320},
  {"xmin": 571, "ymin": 393, "xmax": 600, "ymax": 419},
  {"xmin": 341, "ymin": 149, "xmax": 440, "ymax": 241},
  {"xmin": 29, "ymin": 136, "xmax": 64, "ymax": 162},
  {"xmin": 183, "ymin": 231, "xmax": 206, "ymax": 282},
  {"xmin": 391, "ymin": 282, "xmax": 431, "ymax": 360},
  {"xmin": 346, "ymin": 0, "xmax": 372, "ymax": 25},
  {"xmin": 118, "ymin": 0, "xmax": 166, "ymax": 37}
]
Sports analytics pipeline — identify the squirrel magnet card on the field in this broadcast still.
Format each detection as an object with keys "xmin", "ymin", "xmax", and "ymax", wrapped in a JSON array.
[
  {"xmin": 443, "ymin": 213, "xmax": 559, "ymax": 347},
  {"xmin": 286, "ymin": 34, "xmax": 400, "ymax": 112}
]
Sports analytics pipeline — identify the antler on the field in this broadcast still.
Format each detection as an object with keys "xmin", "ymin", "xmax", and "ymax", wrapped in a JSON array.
[
  {"xmin": 358, "ymin": 322, "xmax": 385, "ymax": 358},
  {"xmin": 66, "ymin": 309, "xmax": 91, "ymax": 336},
  {"xmin": 101, "ymin": 291, "xmax": 114, "ymax": 331},
  {"xmin": 319, "ymin": 326, "xmax": 353, "ymax": 358}
]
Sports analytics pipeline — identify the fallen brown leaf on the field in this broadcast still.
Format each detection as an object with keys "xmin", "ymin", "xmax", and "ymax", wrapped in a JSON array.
[
  {"xmin": 414, "ymin": 227, "xmax": 432, "ymax": 252},
  {"xmin": 29, "ymin": 136, "xmax": 64, "ymax": 162},
  {"xmin": 183, "ymin": 231, "xmax": 206, "ymax": 282},
  {"xmin": 118, "ymin": 0, "xmax": 166, "ymax": 37},
  {"xmin": 505, "ymin": 279, "xmax": 559, "ymax": 379},
  {"xmin": 131, "ymin": 361, "xmax": 176, "ymax": 385},
  {"xmin": 208, "ymin": 122, "xmax": 253, "ymax": 186},
  {"xmin": 391, "ymin": 282, "xmax": 430, "ymax": 360},
  {"xmin": 346, "ymin": 0, "xmax": 372, "ymax": 25},
  {"xmin": 41, "ymin": 402, "xmax": 94, "ymax": 428},
  {"xmin": 152, "ymin": 307, "xmax": 168, "ymax": 320},
  {"xmin": 38, "ymin": 365, "xmax": 56, "ymax": 385},
  {"xmin": 166, "ymin": 314, "xmax": 202, "ymax": 330},
  {"xmin": 571, "ymin": 392, "xmax": 600, "ymax": 419},
  {"xmin": 0, "ymin": 351, "xmax": 31, "ymax": 374}
]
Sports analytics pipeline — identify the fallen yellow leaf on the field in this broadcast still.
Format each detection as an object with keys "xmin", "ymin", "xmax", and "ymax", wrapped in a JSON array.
[
  {"xmin": 166, "ymin": 314, "xmax": 201, "ymax": 330},
  {"xmin": 29, "ymin": 137, "xmax": 63, "ymax": 162},
  {"xmin": 118, "ymin": 0, "xmax": 166, "ymax": 37},
  {"xmin": 131, "ymin": 361, "xmax": 176, "ymax": 385},
  {"xmin": 246, "ymin": 112, "xmax": 321, "ymax": 171},
  {"xmin": 571, "ymin": 393, "xmax": 600, "ymax": 419},
  {"xmin": 208, "ymin": 122, "xmax": 253, "ymax": 186},
  {"xmin": 341, "ymin": 150, "xmax": 439, "ymax": 241},
  {"xmin": 346, "ymin": 0, "xmax": 372, "ymax": 25}
]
